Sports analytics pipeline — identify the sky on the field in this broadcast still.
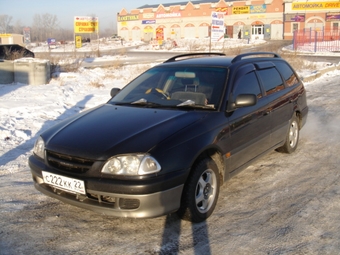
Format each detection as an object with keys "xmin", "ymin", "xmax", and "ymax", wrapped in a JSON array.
[{"xmin": 1, "ymin": 0, "xmax": 185, "ymax": 30}]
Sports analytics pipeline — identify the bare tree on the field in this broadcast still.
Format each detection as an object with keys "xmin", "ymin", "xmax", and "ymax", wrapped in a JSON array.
[
  {"xmin": 12, "ymin": 20, "xmax": 23, "ymax": 34},
  {"xmin": 41, "ymin": 13, "xmax": 59, "ymax": 38},
  {"xmin": 0, "ymin": 15, "xmax": 13, "ymax": 33},
  {"xmin": 31, "ymin": 13, "xmax": 59, "ymax": 42}
]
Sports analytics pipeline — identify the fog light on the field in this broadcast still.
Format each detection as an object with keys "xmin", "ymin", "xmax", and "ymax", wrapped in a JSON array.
[{"xmin": 119, "ymin": 198, "xmax": 140, "ymax": 209}]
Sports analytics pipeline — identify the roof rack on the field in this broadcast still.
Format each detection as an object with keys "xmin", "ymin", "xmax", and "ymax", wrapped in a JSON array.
[
  {"xmin": 231, "ymin": 52, "xmax": 281, "ymax": 63},
  {"xmin": 164, "ymin": 52, "xmax": 226, "ymax": 63}
]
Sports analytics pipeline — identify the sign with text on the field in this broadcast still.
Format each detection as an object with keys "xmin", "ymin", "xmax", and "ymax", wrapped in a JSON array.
[
  {"xmin": 211, "ymin": 12, "xmax": 225, "ymax": 42},
  {"xmin": 118, "ymin": 15, "xmax": 139, "ymax": 22},
  {"xmin": 75, "ymin": 35, "xmax": 82, "ymax": 48},
  {"xmin": 74, "ymin": 16, "xmax": 99, "ymax": 33},
  {"xmin": 232, "ymin": 6, "xmax": 250, "ymax": 14},
  {"xmin": 292, "ymin": 1, "xmax": 340, "ymax": 10}
]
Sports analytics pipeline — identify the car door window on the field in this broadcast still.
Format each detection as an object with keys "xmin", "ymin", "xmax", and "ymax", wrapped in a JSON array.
[
  {"xmin": 233, "ymin": 71, "xmax": 262, "ymax": 99},
  {"xmin": 257, "ymin": 68, "xmax": 284, "ymax": 95}
]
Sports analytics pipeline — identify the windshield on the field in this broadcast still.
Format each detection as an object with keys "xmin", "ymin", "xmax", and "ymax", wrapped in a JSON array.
[{"xmin": 109, "ymin": 66, "xmax": 227, "ymax": 110}]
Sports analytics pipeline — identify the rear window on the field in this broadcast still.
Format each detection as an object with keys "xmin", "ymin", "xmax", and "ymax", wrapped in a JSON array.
[{"xmin": 275, "ymin": 62, "xmax": 299, "ymax": 87}]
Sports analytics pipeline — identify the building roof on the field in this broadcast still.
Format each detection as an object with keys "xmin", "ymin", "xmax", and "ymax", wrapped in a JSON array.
[{"xmin": 138, "ymin": 0, "xmax": 221, "ymax": 9}]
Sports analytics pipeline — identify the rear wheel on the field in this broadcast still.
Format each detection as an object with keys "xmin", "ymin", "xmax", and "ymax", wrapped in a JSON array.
[
  {"xmin": 177, "ymin": 157, "xmax": 220, "ymax": 222},
  {"xmin": 277, "ymin": 114, "xmax": 299, "ymax": 153}
]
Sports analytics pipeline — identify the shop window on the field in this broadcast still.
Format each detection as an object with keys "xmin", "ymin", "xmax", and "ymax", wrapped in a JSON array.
[{"xmin": 292, "ymin": 23, "xmax": 299, "ymax": 32}]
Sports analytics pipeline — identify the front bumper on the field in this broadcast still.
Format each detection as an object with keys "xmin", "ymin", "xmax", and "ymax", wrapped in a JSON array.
[{"xmin": 29, "ymin": 155, "xmax": 186, "ymax": 219}]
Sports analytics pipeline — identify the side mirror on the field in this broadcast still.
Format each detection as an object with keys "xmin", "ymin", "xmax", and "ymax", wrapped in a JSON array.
[
  {"xmin": 110, "ymin": 88, "xmax": 121, "ymax": 98},
  {"xmin": 227, "ymin": 94, "xmax": 257, "ymax": 112},
  {"xmin": 234, "ymin": 94, "xmax": 257, "ymax": 108}
]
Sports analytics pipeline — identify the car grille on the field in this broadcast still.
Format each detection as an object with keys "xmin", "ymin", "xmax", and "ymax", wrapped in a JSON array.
[{"xmin": 46, "ymin": 150, "xmax": 94, "ymax": 173}]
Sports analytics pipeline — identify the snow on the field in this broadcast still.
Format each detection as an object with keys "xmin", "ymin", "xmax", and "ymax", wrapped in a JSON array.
[{"xmin": 1, "ymin": 39, "xmax": 340, "ymax": 254}]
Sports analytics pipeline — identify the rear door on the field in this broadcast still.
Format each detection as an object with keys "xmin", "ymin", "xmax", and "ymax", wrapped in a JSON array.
[{"xmin": 255, "ymin": 61, "xmax": 294, "ymax": 148}]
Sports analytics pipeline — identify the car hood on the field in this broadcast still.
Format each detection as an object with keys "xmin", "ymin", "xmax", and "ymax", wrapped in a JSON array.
[{"xmin": 42, "ymin": 104, "xmax": 207, "ymax": 159}]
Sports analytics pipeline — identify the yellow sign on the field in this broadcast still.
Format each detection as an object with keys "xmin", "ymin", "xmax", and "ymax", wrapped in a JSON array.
[
  {"xmin": 0, "ymin": 34, "xmax": 12, "ymax": 37},
  {"xmin": 250, "ymin": 15, "xmax": 266, "ymax": 19},
  {"xmin": 292, "ymin": 1, "xmax": 340, "ymax": 10},
  {"xmin": 232, "ymin": 6, "xmax": 250, "ymax": 14},
  {"xmin": 75, "ymin": 36, "xmax": 82, "ymax": 48},
  {"xmin": 118, "ymin": 15, "xmax": 139, "ymax": 22},
  {"xmin": 74, "ymin": 16, "xmax": 99, "ymax": 33}
]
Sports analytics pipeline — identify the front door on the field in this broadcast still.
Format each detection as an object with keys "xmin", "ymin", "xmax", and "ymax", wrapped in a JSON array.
[
  {"xmin": 252, "ymin": 25, "xmax": 264, "ymax": 40},
  {"xmin": 227, "ymin": 64, "xmax": 271, "ymax": 173}
]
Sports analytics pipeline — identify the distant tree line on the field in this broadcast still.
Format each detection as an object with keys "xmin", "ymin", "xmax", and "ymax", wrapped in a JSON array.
[{"xmin": 0, "ymin": 14, "xmax": 115, "ymax": 43}]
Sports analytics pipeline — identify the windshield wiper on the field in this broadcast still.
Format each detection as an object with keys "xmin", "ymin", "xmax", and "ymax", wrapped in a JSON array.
[
  {"xmin": 114, "ymin": 98, "xmax": 161, "ymax": 107},
  {"xmin": 176, "ymin": 100, "xmax": 215, "ymax": 109}
]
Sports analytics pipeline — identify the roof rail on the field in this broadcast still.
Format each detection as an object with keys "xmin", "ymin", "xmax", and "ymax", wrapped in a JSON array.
[
  {"xmin": 231, "ymin": 52, "xmax": 281, "ymax": 63},
  {"xmin": 164, "ymin": 52, "xmax": 226, "ymax": 63}
]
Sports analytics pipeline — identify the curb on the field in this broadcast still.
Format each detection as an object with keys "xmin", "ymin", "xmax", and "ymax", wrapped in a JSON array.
[{"xmin": 301, "ymin": 63, "xmax": 340, "ymax": 83}]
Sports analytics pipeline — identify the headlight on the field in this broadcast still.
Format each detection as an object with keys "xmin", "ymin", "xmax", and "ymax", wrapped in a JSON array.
[
  {"xmin": 33, "ymin": 136, "xmax": 45, "ymax": 159},
  {"xmin": 101, "ymin": 154, "xmax": 161, "ymax": 176}
]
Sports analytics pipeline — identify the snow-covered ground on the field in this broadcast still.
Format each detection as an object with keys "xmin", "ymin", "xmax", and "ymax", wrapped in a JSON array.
[{"xmin": 1, "ymin": 39, "xmax": 340, "ymax": 254}]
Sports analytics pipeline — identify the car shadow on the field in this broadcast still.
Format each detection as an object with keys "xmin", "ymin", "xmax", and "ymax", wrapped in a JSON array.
[
  {"xmin": 0, "ymin": 94, "xmax": 94, "ymax": 166},
  {"xmin": 159, "ymin": 214, "xmax": 212, "ymax": 254}
]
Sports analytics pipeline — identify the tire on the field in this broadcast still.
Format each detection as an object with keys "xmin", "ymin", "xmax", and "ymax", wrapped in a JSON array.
[
  {"xmin": 177, "ymin": 157, "xmax": 220, "ymax": 222},
  {"xmin": 277, "ymin": 114, "xmax": 300, "ymax": 154}
]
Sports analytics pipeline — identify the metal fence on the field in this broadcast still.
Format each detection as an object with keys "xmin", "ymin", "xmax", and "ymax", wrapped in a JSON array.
[{"xmin": 293, "ymin": 28, "xmax": 340, "ymax": 52}]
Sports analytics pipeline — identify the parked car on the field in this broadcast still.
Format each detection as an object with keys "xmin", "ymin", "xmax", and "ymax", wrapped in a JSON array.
[{"xmin": 29, "ymin": 52, "xmax": 308, "ymax": 222}]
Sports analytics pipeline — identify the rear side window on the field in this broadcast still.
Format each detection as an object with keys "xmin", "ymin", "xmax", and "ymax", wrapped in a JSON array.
[
  {"xmin": 257, "ymin": 68, "xmax": 284, "ymax": 95},
  {"xmin": 233, "ymin": 71, "xmax": 262, "ymax": 99},
  {"xmin": 275, "ymin": 62, "xmax": 299, "ymax": 87}
]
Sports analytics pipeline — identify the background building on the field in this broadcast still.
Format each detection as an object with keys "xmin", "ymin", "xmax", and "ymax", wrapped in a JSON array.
[
  {"xmin": 283, "ymin": 0, "xmax": 340, "ymax": 39},
  {"xmin": 117, "ymin": 0, "xmax": 285, "ymax": 42},
  {"xmin": 0, "ymin": 34, "xmax": 24, "ymax": 45}
]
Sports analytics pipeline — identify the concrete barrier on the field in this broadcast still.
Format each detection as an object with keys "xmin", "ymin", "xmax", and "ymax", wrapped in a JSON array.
[
  {"xmin": 14, "ymin": 58, "xmax": 50, "ymax": 85},
  {"xmin": 0, "ymin": 60, "xmax": 14, "ymax": 84}
]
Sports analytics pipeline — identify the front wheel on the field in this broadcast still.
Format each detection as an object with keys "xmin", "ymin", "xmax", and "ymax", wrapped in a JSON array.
[
  {"xmin": 277, "ymin": 114, "xmax": 300, "ymax": 154},
  {"xmin": 177, "ymin": 157, "xmax": 220, "ymax": 222}
]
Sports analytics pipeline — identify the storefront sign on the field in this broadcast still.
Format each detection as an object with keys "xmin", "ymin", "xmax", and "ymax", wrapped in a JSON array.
[
  {"xmin": 0, "ymin": 33, "xmax": 11, "ymax": 37},
  {"xmin": 216, "ymin": 7, "xmax": 228, "ymax": 15},
  {"xmin": 118, "ymin": 15, "xmax": 139, "ymax": 22},
  {"xmin": 326, "ymin": 12, "xmax": 340, "ymax": 21},
  {"xmin": 250, "ymin": 5, "xmax": 267, "ymax": 13},
  {"xmin": 142, "ymin": 20, "xmax": 156, "ymax": 24},
  {"xmin": 232, "ymin": 6, "xmax": 250, "ymax": 14},
  {"xmin": 143, "ymin": 13, "xmax": 155, "ymax": 19},
  {"xmin": 284, "ymin": 13, "xmax": 305, "ymax": 22},
  {"xmin": 292, "ymin": 2, "xmax": 340, "ymax": 10},
  {"xmin": 156, "ymin": 13, "xmax": 181, "ymax": 18},
  {"xmin": 250, "ymin": 15, "xmax": 266, "ymax": 19}
]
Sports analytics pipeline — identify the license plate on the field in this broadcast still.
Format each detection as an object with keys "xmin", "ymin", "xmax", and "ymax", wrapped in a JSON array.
[{"xmin": 42, "ymin": 171, "xmax": 86, "ymax": 195}]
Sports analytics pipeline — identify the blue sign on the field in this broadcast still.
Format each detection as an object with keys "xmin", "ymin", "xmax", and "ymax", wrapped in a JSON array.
[{"xmin": 142, "ymin": 20, "xmax": 156, "ymax": 24}]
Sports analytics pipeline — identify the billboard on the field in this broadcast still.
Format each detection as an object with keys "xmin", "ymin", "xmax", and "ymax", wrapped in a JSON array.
[
  {"xmin": 74, "ymin": 16, "xmax": 99, "ymax": 33},
  {"xmin": 211, "ymin": 12, "xmax": 225, "ymax": 42},
  {"xmin": 23, "ymin": 27, "xmax": 31, "ymax": 44}
]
